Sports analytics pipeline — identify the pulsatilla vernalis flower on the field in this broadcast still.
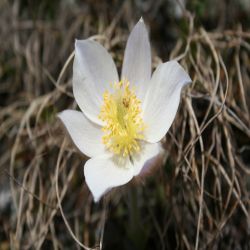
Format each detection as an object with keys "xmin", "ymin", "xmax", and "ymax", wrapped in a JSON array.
[{"xmin": 58, "ymin": 18, "xmax": 191, "ymax": 202}]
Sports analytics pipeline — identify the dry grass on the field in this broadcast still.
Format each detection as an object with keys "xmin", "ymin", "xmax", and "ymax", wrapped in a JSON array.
[{"xmin": 1, "ymin": 0, "xmax": 250, "ymax": 249}]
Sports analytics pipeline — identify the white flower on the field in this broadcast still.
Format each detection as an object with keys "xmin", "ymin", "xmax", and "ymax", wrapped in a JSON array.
[{"xmin": 58, "ymin": 18, "xmax": 191, "ymax": 202}]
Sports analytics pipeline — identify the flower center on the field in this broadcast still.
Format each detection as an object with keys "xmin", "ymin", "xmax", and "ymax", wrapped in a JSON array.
[{"xmin": 99, "ymin": 80, "xmax": 146, "ymax": 157}]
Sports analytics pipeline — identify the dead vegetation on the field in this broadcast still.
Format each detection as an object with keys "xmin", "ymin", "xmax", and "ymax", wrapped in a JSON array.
[{"xmin": 0, "ymin": 0, "xmax": 250, "ymax": 249}]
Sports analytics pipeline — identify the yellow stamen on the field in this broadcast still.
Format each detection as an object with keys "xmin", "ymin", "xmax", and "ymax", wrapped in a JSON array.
[{"xmin": 99, "ymin": 80, "xmax": 146, "ymax": 157}]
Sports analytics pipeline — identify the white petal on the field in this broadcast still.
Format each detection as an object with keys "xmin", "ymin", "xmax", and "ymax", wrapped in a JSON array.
[
  {"xmin": 73, "ymin": 40, "xmax": 119, "ymax": 125},
  {"xmin": 84, "ymin": 156, "xmax": 133, "ymax": 202},
  {"xmin": 132, "ymin": 142, "xmax": 161, "ymax": 176},
  {"xmin": 143, "ymin": 61, "xmax": 191, "ymax": 143},
  {"xmin": 121, "ymin": 18, "xmax": 151, "ymax": 100},
  {"xmin": 58, "ymin": 110, "xmax": 106, "ymax": 158}
]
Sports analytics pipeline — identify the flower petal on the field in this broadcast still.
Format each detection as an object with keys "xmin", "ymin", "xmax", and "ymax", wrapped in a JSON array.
[
  {"xmin": 84, "ymin": 156, "xmax": 133, "ymax": 202},
  {"xmin": 73, "ymin": 39, "xmax": 119, "ymax": 125},
  {"xmin": 132, "ymin": 142, "xmax": 161, "ymax": 176},
  {"xmin": 143, "ymin": 61, "xmax": 191, "ymax": 143},
  {"xmin": 58, "ymin": 110, "xmax": 106, "ymax": 158},
  {"xmin": 121, "ymin": 18, "xmax": 151, "ymax": 100}
]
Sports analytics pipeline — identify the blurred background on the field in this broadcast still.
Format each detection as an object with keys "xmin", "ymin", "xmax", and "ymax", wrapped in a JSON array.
[{"xmin": 1, "ymin": 0, "xmax": 250, "ymax": 249}]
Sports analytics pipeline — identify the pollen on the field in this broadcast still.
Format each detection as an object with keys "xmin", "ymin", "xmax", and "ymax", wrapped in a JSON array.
[{"xmin": 99, "ymin": 80, "xmax": 146, "ymax": 157}]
